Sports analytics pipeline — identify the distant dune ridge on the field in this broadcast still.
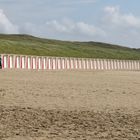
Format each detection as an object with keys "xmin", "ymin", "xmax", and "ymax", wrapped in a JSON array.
[{"xmin": 0, "ymin": 34, "xmax": 140, "ymax": 60}]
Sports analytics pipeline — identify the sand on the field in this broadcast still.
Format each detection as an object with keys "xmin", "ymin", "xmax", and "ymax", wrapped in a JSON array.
[{"xmin": 0, "ymin": 70, "xmax": 139, "ymax": 140}]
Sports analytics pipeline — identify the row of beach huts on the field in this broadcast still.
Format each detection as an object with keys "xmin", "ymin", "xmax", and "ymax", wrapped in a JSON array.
[{"xmin": 0, "ymin": 54, "xmax": 140, "ymax": 70}]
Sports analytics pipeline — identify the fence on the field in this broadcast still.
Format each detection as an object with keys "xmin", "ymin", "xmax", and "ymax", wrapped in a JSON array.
[{"xmin": 0, "ymin": 54, "xmax": 140, "ymax": 70}]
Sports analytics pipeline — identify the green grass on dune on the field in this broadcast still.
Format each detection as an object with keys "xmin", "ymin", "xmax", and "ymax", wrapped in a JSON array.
[{"xmin": 0, "ymin": 34, "xmax": 140, "ymax": 60}]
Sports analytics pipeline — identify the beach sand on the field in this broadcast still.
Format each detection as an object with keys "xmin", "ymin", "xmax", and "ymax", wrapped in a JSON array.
[{"xmin": 0, "ymin": 70, "xmax": 139, "ymax": 140}]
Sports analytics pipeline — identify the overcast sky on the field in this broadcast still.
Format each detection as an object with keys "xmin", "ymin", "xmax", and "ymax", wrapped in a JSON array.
[{"xmin": 0, "ymin": 0, "xmax": 140, "ymax": 48}]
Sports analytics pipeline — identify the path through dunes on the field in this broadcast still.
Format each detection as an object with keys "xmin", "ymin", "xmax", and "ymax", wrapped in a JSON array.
[{"xmin": 0, "ymin": 70, "xmax": 140, "ymax": 139}]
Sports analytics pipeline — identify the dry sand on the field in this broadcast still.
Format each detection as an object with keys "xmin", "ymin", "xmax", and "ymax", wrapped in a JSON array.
[{"xmin": 0, "ymin": 70, "xmax": 139, "ymax": 140}]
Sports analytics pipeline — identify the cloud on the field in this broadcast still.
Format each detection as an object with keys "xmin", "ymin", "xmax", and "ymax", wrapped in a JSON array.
[
  {"xmin": 0, "ymin": 9, "xmax": 19, "ymax": 34},
  {"xmin": 46, "ymin": 19, "xmax": 105, "ymax": 37},
  {"xmin": 19, "ymin": 19, "xmax": 106, "ymax": 42},
  {"xmin": 99, "ymin": 6, "xmax": 140, "ymax": 48},
  {"xmin": 19, "ymin": 22, "xmax": 36, "ymax": 34},
  {"xmin": 104, "ymin": 6, "xmax": 140, "ymax": 28},
  {"xmin": 60, "ymin": 0, "xmax": 97, "ymax": 5}
]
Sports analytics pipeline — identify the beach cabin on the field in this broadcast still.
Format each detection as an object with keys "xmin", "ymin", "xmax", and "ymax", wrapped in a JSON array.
[{"xmin": 0, "ymin": 56, "xmax": 1, "ymax": 69}]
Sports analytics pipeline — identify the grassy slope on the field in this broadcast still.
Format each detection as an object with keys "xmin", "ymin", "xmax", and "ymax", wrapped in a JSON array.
[{"xmin": 0, "ymin": 34, "xmax": 140, "ymax": 60}]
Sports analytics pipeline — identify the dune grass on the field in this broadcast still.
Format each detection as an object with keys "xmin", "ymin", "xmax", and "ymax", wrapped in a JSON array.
[{"xmin": 0, "ymin": 34, "xmax": 140, "ymax": 60}]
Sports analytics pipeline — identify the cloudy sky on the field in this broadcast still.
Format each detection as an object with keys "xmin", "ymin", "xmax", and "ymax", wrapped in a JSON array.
[{"xmin": 0, "ymin": 0, "xmax": 140, "ymax": 48}]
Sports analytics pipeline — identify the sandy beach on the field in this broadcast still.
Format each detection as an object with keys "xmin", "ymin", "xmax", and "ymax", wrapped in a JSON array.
[{"xmin": 0, "ymin": 70, "xmax": 139, "ymax": 140}]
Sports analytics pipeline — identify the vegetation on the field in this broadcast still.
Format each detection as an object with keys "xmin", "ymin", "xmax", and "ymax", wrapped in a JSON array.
[{"xmin": 0, "ymin": 34, "xmax": 140, "ymax": 60}]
